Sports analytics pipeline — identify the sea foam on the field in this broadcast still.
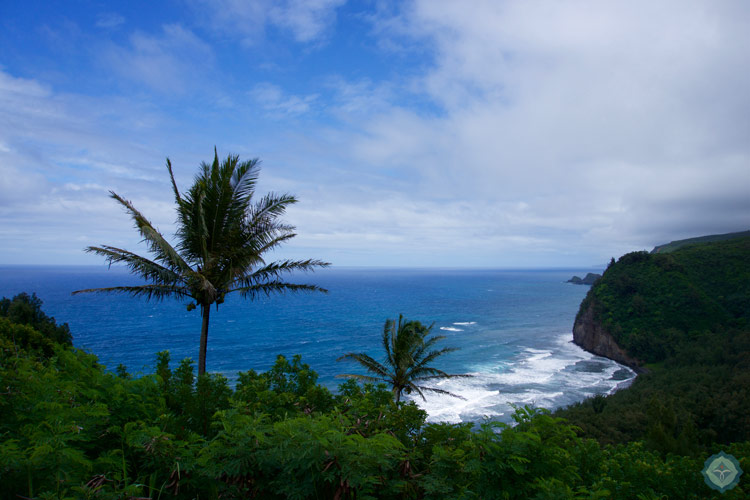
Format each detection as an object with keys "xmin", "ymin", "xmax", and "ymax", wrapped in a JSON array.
[{"xmin": 410, "ymin": 333, "xmax": 636, "ymax": 424}]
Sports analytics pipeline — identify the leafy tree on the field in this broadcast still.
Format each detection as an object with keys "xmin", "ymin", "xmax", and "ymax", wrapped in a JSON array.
[
  {"xmin": 575, "ymin": 236, "xmax": 750, "ymax": 364},
  {"xmin": 337, "ymin": 315, "xmax": 470, "ymax": 403},
  {"xmin": 0, "ymin": 318, "xmax": 56, "ymax": 359},
  {"xmin": 3, "ymin": 296, "xmax": 749, "ymax": 499},
  {"xmin": 233, "ymin": 354, "xmax": 335, "ymax": 419},
  {"xmin": 73, "ymin": 149, "xmax": 329, "ymax": 374},
  {"xmin": 0, "ymin": 292, "xmax": 71, "ymax": 345}
]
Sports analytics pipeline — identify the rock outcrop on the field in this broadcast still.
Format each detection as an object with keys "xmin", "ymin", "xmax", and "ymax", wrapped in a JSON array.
[
  {"xmin": 567, "ymin": 273, "xmax": 601, "ymax": 285},
  {"xmin": 573, "ymin": 301, "xmax": 643, "ymax": 372}
]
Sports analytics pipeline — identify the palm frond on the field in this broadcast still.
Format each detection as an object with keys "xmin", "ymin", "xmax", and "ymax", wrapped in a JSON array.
[
  {"xmin": 382, "ymin": 319, "xmax": 396, "ymax": 369},
  {"xmin": 249, "ymin": 193, "xmax": 298, "ymax": 225},
  {"xmin": 232, "ymin": 259, "xmax": 330, "ymax": 288},
  {"xmin": 228, "ymin": 281, "xmax": 327, "ymax": 300},
  {"xmin": 410, "ymin": 368, "xmax": 473, "ymax": 384},
  {"xmin": 414, "ymin": 385, "xmax": 467, "ymax": 400},
  {"xmin": 109, "ymin": 192, "xmax": 192, "ymax": 274},
  {"xmin": 337, "ymin": 353, "xmax": 389, "ymax": 379},
  {"xmin": 175, "ymin": 182, "xmax": 210, "ymax": 263},
  {"xmin": 193, "ymin": 189, "xmax": 210, "ymax": 262},
  {"xmin": 230, "ymin": 157, "xmax": 260, "ymax": 204},
  {"xmin": 240, "ymin": 195, "xmax": 299, "ymax": 259},
  {"xmin": 413, "ymin": 372, "xmax": 473, "ymax": 381},
  {"xmin": 408, "ymin": 383, "xmax": 427, "ymax": 401},
  {"xmin": 411, "ymin": 331, "xmax": 445, "ymax": 359},
  {"xmin": 166, "ymin": 158, "xmax": 181, "ymax": 204},
  {"xmin": 204, "ymin": 154, "xmax": 237, "ymax": 253},
  {"xmin": 335, "ymin": 373, "xmax": 381, "ymax": 383},
  {"xmin": 411, "ymin": 347, "xmax": 460, "ymax": 371},
  {"xmin": 83, "ymin": 245, "xmax": 182, "ymax": 285},
  {"xmin": 248, "ymin": 231, "xmax": 297, "ymax": 258},
  {"xmin": 72, "ymin": 284, "xmax": 188, "ymax": 301}
]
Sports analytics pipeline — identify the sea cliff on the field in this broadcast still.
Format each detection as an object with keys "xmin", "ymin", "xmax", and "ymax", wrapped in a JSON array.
[
  {"xmin": 571, "ymin": 235, "xmax": 750, "ymax": 372},
  {"xmin": 559, "ymin": 235, "xmax": 750, "ymax": 456},
  {"xmin": 572, "ymin": 300, "xmax": 642, "ymax": 372}
]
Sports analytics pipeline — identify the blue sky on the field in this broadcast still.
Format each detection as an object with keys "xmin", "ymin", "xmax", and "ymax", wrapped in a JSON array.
[{"xmin": 1, "ymin": 1, "xmax": 749, "ymax": 267}]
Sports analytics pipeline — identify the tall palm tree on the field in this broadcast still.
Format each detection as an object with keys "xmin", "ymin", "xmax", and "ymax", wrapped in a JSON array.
[
  {"xmin": 73, "ymin": 149, "xmax": 329, "ymax": 375},
  {"xmin": 337, "ymin": 315, "xmax": 470, "ymax": 403}
]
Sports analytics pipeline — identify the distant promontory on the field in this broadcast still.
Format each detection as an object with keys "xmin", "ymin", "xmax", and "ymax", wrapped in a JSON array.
[{"xmin": 567, "ymin": 273, "xmax": 601, "ymax": 285}]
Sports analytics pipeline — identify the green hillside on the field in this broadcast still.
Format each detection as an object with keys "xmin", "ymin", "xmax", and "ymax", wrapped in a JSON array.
[
  {"xmin": 559, "ymin": 236, "xmax": 750, "ymax": 452},
  {"xmin": 4, "ymin": 292, "xmax": 748, "ymax": 498},
  {"xmin": 578, "ymin": 236, "xmax": 750, "ymax": 363},
  {"xmin": 3, "ymin": 239, "xmax": 750, "ymax": 497},
  {"xmin": 651, "ymin": 230, "xmax": 750, "ymax": 253}
]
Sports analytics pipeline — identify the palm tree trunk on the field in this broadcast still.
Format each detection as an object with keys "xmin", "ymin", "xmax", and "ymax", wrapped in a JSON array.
[{"xmin": 199, "ymin": 304, "xmax": 210, "ymax": 376}]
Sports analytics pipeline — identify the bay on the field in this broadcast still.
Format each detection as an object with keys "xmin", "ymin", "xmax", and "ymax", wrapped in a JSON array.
[{"xmin": 0, "ymin": 265, "xmax": 635, "ymax": 423}]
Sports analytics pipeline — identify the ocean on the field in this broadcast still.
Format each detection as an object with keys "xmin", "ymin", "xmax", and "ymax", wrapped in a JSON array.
[{"xmin": 0, "ymin": 266, "xmax": 635, "ymax": 423}]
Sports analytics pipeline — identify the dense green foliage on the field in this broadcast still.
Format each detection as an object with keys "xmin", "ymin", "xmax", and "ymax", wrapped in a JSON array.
[
  {"xmin": 559, "ymin": 237, "xmax": 750, "ymax": 462},
  {"xmin": 557, "ymin": 327, "xmax": 750, "ymax": 451},
  {"xmin": 1, "ymin": 294, "xmax": 747, "ymax": 499},
  {"xmin": 73, "ymin": 150, "xmax": 328, "ymax": 375},
  {"xmin": 577, "ymin": 237, "xmax": 750, "ymax": 363},
  {"xmin": 651, "ymin": 229, "xmax": 750, "ymax": 253},
  {"xmin": 1, "ymin": 292, "xmax": 72, "ymax": 347},
  {"xmin": 338, "ymin": 315, "xmax": 469, "ymax": 403}
]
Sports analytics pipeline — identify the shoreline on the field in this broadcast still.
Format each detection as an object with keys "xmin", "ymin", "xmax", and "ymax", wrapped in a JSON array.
[{"xmin": 410, "ymin": 333, "xmax": 636, "ymax": 424}]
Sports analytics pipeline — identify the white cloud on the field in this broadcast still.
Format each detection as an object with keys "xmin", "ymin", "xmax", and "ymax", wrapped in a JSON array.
[
  {"xmin": 3, "ymin": 2, "xmax": 749, "ymax": 267},
  {"xmin": 343, "ymin": 0, "xmax": 750, "ymax": 257},
  {"xmin": 282, "ymin": 190, "xmax": 606, "ymax": 267},
  {"xmin": 102, "ymin": 24, "xmax": 214, "ymax": 94},
  {"xmin": 250, "ymin": 82, "xmax": 318, "ymax": 115},
  {"xmin": 269, "ymin": 0, "xmax": 347, "ymax": 43},
  {"xmin": 189, "ymin": 0, "xmax": 346, "ymax": 44},
  {"xmin": 96, "ymin": 13, "xmax": 126, "ymax": 29},
  {"xmin": 0, "ymin": 163, "xmax": 48, "ymax": 207},
  {"xmin": 0, "ymin": 69, "xmax": 183, "ymax": 264},
  {"xmin": 325, "ymin": 77, "xmax": 396, "ymax": 117}
]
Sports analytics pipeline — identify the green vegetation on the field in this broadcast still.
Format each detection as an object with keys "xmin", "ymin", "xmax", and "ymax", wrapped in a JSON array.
[
  {"xmin": 337, "ymin": 315, "xmax": 470, "ymax": 403},
  {"xmin": 72, "ymin": 150, "xmax": 329, "ymax": 375},
  {"xmin": 4, "ymin": 233, "xmax": 750, "ymax": 498},
  {"xmin": 576, "ymin": 236, "xmax": 750, "ymax": 363},
  {"xmin": 2, "ymin": 293, "xmax": 747, "ymax": 499},
  {"xmin": 651, "ymin": 229, "xmax": 750, "ymax": 253},
  {"xmin": 1, "ymin": 292, "xmax": 72, "ymax": 348},
  {"xmin": 558, "ymin": 236, "xmax": 750, "ymax": 461},
  {"xmin": 558, "ymin": 327, "xmax": 750, "ymax": 452}
]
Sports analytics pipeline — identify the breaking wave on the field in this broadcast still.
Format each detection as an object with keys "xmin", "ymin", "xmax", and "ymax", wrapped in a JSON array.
[{"xmin": 409, "ymin": 333, "xmax": 636, "ymax": 424}]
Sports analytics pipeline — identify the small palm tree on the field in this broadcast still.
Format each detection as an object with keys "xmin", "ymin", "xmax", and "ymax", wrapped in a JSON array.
[
  {"xmin": 337, "ymin": 315, "xmax": 470, "ymax": 403},
  {"xmin": 73, "ymin": 149, "xmax": 329, "ymax": 375}
]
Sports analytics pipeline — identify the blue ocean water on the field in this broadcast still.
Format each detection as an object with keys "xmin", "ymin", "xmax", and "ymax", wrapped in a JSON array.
[{"xmin": 0, "ymin": 266, "xmax": 635, "ymax": 423}]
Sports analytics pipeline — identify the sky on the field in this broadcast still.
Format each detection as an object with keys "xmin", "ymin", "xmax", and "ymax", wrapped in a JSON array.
[{"xmin": 1, "ymin": 0, "xmax": 749, "ymax": 268}]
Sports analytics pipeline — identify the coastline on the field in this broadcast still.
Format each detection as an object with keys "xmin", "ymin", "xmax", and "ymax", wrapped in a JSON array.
[
  {"xmin": 412, "ymin": 332, "xmax": 637, "ymax": 424},
  {"xmin": 572, "ymin": 300, "xmax": 644, "ymax": 373}
]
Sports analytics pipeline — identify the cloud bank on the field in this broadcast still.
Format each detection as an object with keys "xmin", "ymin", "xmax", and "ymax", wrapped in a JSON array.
[{"xmin": 1, "ymin": 1, "xmax": 749, "ymax": 267}]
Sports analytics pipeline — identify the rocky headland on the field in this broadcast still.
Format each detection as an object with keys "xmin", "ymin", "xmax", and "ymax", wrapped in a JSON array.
[
  {"xmin": 567, "ymin": 272, "xmax": 601, "ymax": 285},
  {"xmin": 572, "ymin": 300, "xmax": 643, "ymax": 372}
]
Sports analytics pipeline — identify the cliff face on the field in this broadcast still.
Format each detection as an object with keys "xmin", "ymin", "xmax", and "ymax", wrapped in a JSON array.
[{"xmin": 573, "ymin": 301, "xmax": 642, "ymax": 372}]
